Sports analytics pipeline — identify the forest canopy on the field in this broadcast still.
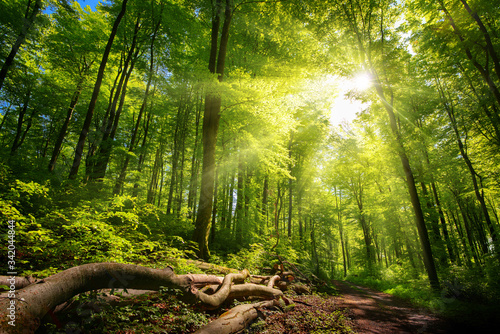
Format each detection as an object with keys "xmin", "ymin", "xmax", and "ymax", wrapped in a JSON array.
[{"xmin": 1, "ymin": 0, "xmax": 500, "ymax": 331}]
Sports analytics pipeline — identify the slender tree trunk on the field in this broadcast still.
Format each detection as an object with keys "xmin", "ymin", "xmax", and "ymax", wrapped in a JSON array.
[
  {"xmin": 167, "ymin": 101, "xmax": 184, "ymax": 214},
  {"xmin": 311, "ymin": 220, "xmax": 320, "ymax": 275},
  {"xmin": 211, "ymin": 167, "xmax": 219, "ymax": 243},
  {"xmin": 68, "ymin": 0, "xmax": 128, "ymax": 180},
  {"xmin": 86, "ymin": 57, "xmax": 124, "ymax": 178},
  {"xmin": 158, "ymin": 158, "xmax": 165, "ymax": 207},
  {"xmin": 133, "ymin": 103, "xmax": 153, "ymax": 197},
  {"xmin": 262, "ymin": 174, "xmax": 269, "ymax": 230},
  {"xmin": 147, "ymin": 146, "xmax": 161, "ymax": 204},
  {"xmin": 439, "ymin": 1, "xmax": 500, "ymax": 108},
  {"xmin": 49, "ymin": 78, "xmax": 85, "ymax": 172},
  {"xmin": 351, "ymin": 176, "xmax": 374, "ymax": 265},
  {"xmin": 287, "ymin": 137, "xmax": 293, "ymax": 238},
  {"xmin": 193, "ymin": 0, "xmax": 233, "ymax": 260},
  {"xmin": 335, "ymin": 187, "xmax": 347, "ymax": 277},
  {"xmin": 10, "ymin": 89, "xmax": 31, "ymax": 155},
  {"xmin": 372, "ymin": 80, "xmax": 439, "ymax": 289},
  {"xmin": 40, "ymin": 119, "xmax": 56, "ymax": 159},
  {"xmin": 343, "ymin": 1, "xmax": 439, "ymax": 289},
  {"xmin": 187, "ymin": 95, "xmax": 202, "ymax": 219},
  {"xmin": 455, "ymin": 194, "xmax": 481, "ymax": 264},
  {"xmin": 235, "ymin": 153, "xmax": 245, "ymax": 245},
  {"xmin": 0, "ymin": 0, "xmax": 41, "ymax": 91},
  {"xmin": 0, "ymin": 102, "xmax": 12, "ymax": 133},
  {"xmin": 114, "ymin": 20, "xmax": 159, "ymax": 194},
  {"xmin": 438, "ymin": 81, "xmax": 499, "ymax": 257},
  {"xmin": 226, "ymin": 169, "xmax": 235, "ymax": 230},
  {"xmin": 92, "ymin": 45, "xmax": 140, "ymax": 181},
  {"xmin": 460, "ymin": 0, "xmax": 500, "ymax": 83},
  {"xmin": 432, "ymin": 182, "xmax": 456, "ymax": 263}
]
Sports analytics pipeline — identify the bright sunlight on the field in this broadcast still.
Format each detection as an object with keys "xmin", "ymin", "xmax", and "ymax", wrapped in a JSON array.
[{"xmin": 329, "ymin": 73, "xmax": 372, "ymax": 126}]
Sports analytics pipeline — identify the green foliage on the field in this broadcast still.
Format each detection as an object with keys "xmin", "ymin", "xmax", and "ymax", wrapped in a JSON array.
[
  {"xmin": 39, "ymin": 288, "xmax": 212, "ymax": 333},
  {"xmin": 222, "ymin": 243, "xmax": 268, "ymax": 271}
]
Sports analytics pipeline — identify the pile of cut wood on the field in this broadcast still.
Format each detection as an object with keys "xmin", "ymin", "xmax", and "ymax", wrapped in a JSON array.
[{"xmin": 0, "ymin": 258, "xmax": 315, "ymax": 333}]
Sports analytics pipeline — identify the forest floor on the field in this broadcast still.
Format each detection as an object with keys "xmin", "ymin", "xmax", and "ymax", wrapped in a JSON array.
[{"xmin": 330, "ymin": 280, "xmax": 496, "ymax": 334}]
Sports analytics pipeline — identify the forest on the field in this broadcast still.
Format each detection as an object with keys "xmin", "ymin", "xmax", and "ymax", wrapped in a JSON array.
[{"xmin": 0, "ymin": 0, "xmax": 499, "ymax": 333}]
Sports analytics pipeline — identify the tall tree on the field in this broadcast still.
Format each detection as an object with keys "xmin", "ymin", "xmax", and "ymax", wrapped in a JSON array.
[
  {"xmin": 68, "ymin": 0, "xmax": 128, "ymax": 180},
  {"xmin": 193, "ymin": 0, "xmax": 233, "ymax": 259},
  {"xmin": 0, "ymin": 0, "xmax": 42, "ymax": 91}
]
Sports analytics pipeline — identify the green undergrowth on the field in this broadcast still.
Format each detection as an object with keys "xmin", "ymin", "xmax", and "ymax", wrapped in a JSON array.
[
  {"xmin": 37, "ymin": 287, "xmax": 215, "ymax": 333},
  {"xmin": 37, "ymin": 285, "xmax": 352, "ymax": 334}
]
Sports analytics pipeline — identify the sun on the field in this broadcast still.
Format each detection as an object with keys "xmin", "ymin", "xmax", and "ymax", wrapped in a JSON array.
[
  {"xmin": 327, "ymin": 73, "xmax": 372, "ymax": 126},
  {"xmin": 351, "ymin": 72, "xmax": 372, "ymax": 91}
]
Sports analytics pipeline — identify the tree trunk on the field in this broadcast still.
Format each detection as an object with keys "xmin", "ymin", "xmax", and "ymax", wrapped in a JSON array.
[
  {"xmin": 187, "ymin": 94, "xmax": 202, "ymax": 219},
  {"xmin": 48, "ymin": 78, "xmax": 85, "ymax": 172},
  {"xmin": 133, "ymin": 91, "xmax": 154, "ymax": 197},
  {"xmin": 92, "ymin": 45, "xmax": 139, "ymax": 181},
  {"xmin": 194, "ymin": 300, "xmax": 277, "ymax": 334},
  {"xmin": 193, "ymin": 0, "xmax": 233, "ymax": 260},
  {"xmin": 68, "ymin": 0, "xmax": 128, "ymax": 180},
  {"xmin": 287, "ymin": 137, "xmax": 293, "ymax": 238},
  {"xmin": 113, "ymin": 20, "xmax": 159, "ymax": 194},
  {"xmin": 10, "ymin": 89, "xmax": 32, "ymax": 155},
  {"xmin": 85, "ymin": 57, "xmax": 124, "ymax": 179},
  {"xmin": 0, "ymin": 0, "xmax": 41, "ymax": 91},
  {"xmin": 262, "ymin": 174, "xmax": 269, "ymax": 232},
  {"xmin": 226, "ymin": 169, "xmax": 236, "ymax": 230},
  {"xmin": 438, "ymin": 81, "xmax": 499, "ymax": 257},
  {"xmin": 377, "ymin": 87, "xmax": 439, "ymax": 289},
  {"xmin": 460, "ymin": 0, "xmax": 500, "ymax": 84},
  {"xmin": 235, "ymin": 153, "xmax": 245, "ymax": 245},
  {"xmin": 147, "ymin": 146, "xmax": 162, "ymax": 204},
  {"xmin": 211, "ymin": 166, "xmax": 220, "ymax": 243},
  {"xmin": 439, "ymin": 1, "xmax": 500, "ymax": 108}
]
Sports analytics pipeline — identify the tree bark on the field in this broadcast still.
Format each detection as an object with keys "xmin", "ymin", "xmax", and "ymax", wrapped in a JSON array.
[
  {"xmin": 68, "ymin": 0, "xmax": 128, "ymax": 180},
  {"xmin": 193, "ymin": 0, "xmax": 233, "ymax": 260},
  {"xmin": 235, "ymin": 152, "xmax": 245, "ymax": 244},
  {"xmin": 10, "ymin": 89, "xmax": 32, "ymax": 155},
  {"xmin": 0, "ymin": 262, "xmax": 287, "ymax": 334},
  {"xmin": 48, "ymin": 78, "xmax": 86, "ymax": 172},
  {"xmin": 439, "ymin": 1, "xmax": 500, "ymax": 108},
  {"xmin": 0, "ymin": 262, "xmax": 228, "ymax": 333},
  {"xmin": 0, "ymin": 0, "xmax": 42, "ymax": 91},
  {"xmin": 187, "ymin": 94, "xmax": 203, "ymax": 219},
  {"xmin": 92, "ymin": 44, "xmax": 140, "ymax": 181},
  {"xmin": 194, "ymin": 300, "xmax": 277, "ymax": 334},
  {"xmin": 459, "ymin": 0, "xmax": 500, "ymax": 84},
  {"xmin": 437, "ymin": 80, "xmax": 499, "ymax": 257},
  {"xmin": 133, "ymin": 92, "xmax": 154, "ymax": 197},
  {"xmin": 341, "ymin": 0, "xmax": 439, "ymax": 289}
]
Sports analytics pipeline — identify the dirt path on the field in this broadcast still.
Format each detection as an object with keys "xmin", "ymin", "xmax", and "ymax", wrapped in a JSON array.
[{"xmin": 332, "ymin": 280, "xmax": 448, "ymax": 333}]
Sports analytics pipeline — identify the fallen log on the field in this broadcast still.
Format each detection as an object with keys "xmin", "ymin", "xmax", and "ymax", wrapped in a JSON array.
[
  {"xmin": 267, "ymin": 275, "xmax": 281, "ymax": 288},
  {"xmin": 193, "ymin": 299, "xmax": 278, "ymax": 334},
  {"xmin": 0, "ymin": 276, "xmax": 37, "ymax": 291},
  {"xmin": 0, "ymin": 262, "xmax": 231, "ymax": 333},
  {"xmin": 194, "ymin": 270, "xmax": 250, "ymax": 308}
]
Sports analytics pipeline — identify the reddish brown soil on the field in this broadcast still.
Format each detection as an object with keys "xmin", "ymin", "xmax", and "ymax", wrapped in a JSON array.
[{"xmin": 332, "ymin": 280, "xmax": 449, "ymax": 333}]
